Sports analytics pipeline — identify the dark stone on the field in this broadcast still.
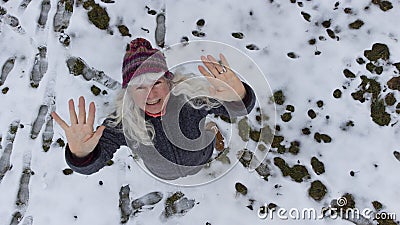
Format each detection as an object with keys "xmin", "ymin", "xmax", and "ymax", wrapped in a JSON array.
[
  {"xmin": 246, "ymin": 44, "xmax": 259, "ymax": 50},
  {"xmin": 308, "ymin": 109, "xmax": 317, "ymax": 119},
  {"xmin": 356, "ymin": 57, "xmax": 366, "ymax": 64},
  {"xmin": 333, "ymin": 89, "xmax": 342, "ymax": 98},
  {"xmin": 387, "ymin": 77, "xmax": 400, "ymax": 91},
  {"xmin": 286, "ymin": 105, "xmax": 295, "ymax": 112},
  {"xmin": 2, "ymin": 87, "xmax": 9, "ymax": 94},
  {"xmin": 273, "ymin": 90, "xmax": 285, "ymax": 105},
  {"xmin": 302, "ymin": 128, "xmax": 311, "ymax": 135},
  {"xmin": 56, "ymin": 138, "xmax": 65, "ymax": 147},
  {"xmin": 63, "ymin": 168, "xmax": 73, "ymax": 175},
  {"xmin": 372, "ymin": 201, "xmax": 383, "ymax": 211},
  {"xmin": 371, "ymin": 98, "xmax": 391, "ymax": 126},
  {"xmin": 196, "ymin": 19, "xmax": 205, "ymax": 27},
  {"xmin": 281, "ymin": 112, "xmax": 292, "ymax": 122},
  {"xmin": 308, "ymin": 38, "xmax": 316, "ymax": 45},
  {"xmin": 379, "ymin": 1, "xmax": 393, "ymax": 11},
  {"xmin": 349, "ymin": 19, "xmax": 364, "ymax": 29},
  {"xmin": 343, "ymin": 69, "xmax": 356, "ymax": 78},
  {"xmin": 314, "ymin": 132, "xmax": 332, "ymax": 143},
  {"xmin": 322, "ymin": 20, "xmax": 331, "ymax": 28},
  {"xmin": 117, "ymin": 25, "xmax": 131, "ymax": 37},
  {"xmin": 344, "ymin": 8, "xmax": 352, "ymax": 14},
  {"xmin": 308, "ymin": 180, "xmax": 327, "ymax": 201},
  {"xmin": 301, "ymin": 11, "xmax": 311, "ymax": 22},
  {"xmin": 364, "ymin": 43, "xmax": 390, "ymax": 61},
  {"xmin": 287, "ymin": 52, "xmax": 299, "ymax": 59},
  {"xmin": 232, "ymin": 32, "xmax": 244, "ymax": 39},
  {"xmin": 311, "ymin": 157, "xmax": 325, "ymax": 175},
  {"xmin": 235, "ymin": 182, "xmax": 248, "ymax": 195},
  {"xmin": 87, "ymin": 3, "xmax": 110, "ymax": 30},
  {"xmin": 385, "ymin": 93, "xmax": 396, "ymax": 106},
  {"xmin": 288, "ymin": 141, "xmax": 300, "ymax": 155},
  {"xmin": 317, "ymin": 100, "xmax": 324, "ymax": 107},
  {"xmin": 91, "ymin": 85, "xmax": 101, "ymax": 96},
  {"xmin": 326, "ymin": 29, "xmax": 336, "ymax": 39},
  {"xmin": 192, "ymin": 30, "xmax": 206, "ymax": 37}
]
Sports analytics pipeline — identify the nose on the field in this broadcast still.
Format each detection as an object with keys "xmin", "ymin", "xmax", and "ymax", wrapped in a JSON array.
[{"xmin": 147, "ymin": 87, "xmax": 158, "ymax": 100}]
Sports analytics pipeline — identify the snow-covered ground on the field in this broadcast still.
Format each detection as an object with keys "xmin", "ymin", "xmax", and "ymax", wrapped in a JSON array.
[{"xmin": 1, "ymin": 0, "xmax": 399, "ymax": 224}]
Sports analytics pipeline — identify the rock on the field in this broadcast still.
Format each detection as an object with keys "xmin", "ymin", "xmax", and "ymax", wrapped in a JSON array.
[
  {"xmin": 62, "ymin": 168, "xmax": 73, "ymax": 175},
  {"xmin": 232, "ymin": 32, "xmax": 244, "ymax": 39},
  {"xmin": 196, "ymin": 19, "xmax": 205, "ymax": 27},
  {"xmin": 385, "ymin": 93, "xmax": 396, "ymax": 106},
  {"xmin": 301, "ymin": 11, "xmax": 311, "ymax": 22},
  {"xmin": 235, "ymin": 182, "xmax": 248, "ymax": 195},
  {"xmin": 393, "ymin": 151, "xmax": 400, "ymax": 162},
  {"xmin": 372, "ymin": 201, "xmax": 383, "ymax": 211},
  {"xmin": 246, "ymin": 44, "xmax": 259, "ymax": 50},
  {"xmin": 273, "ymin": 90, "xmax": 285, "ymax": 105},
  {"xmin": 387, "ymin": 77, "xmax": 400, "ymax": 91},
  {"xmin": 333, "ymin": 89, "xmax": 342, "ymax": 98},
  {"xmin": 343, "ymin": 69, "xmax": 356, "ymax": 78},
  {"xmin": 192, "ymin": 30, "xmax": 206, "ymax": 37},
  {"xmin": 91, "ymin": 85, "xmax": 101, "ymax": 96},
  {"xmin": 86, "ymin": 1, "xmax": 110, "ymax": 30},
  {"xmin": 364, "ymin": 43, "xmax": 390, "ymax": 61},
  {"xmin": 311, "ymin": 157, "xmax": 325, "ymax": 175},
  {"xmin": 117, "ymin": 25, "xmax": 131, "ymax": 37},
  {"xmin": 288, "ymin": 141, "xmax": 300, "ymax": 155},
  {"xmin": 370, "ymin": 98, "xmax": 391, "ymax": 126},
  {"xmin": 349, "ymin": 19, "xmax": 364, "ymax": 29},
  {"xmin": 274, "ymin": 157, "xmax": 310, "ymax": 183},
  {"xmin": 286, "ymin": 105, "xmax": 295, "ymax": 112},
  {"xmin": 308, "ymin": 180, "xmax": 327, "ymax": 201},
  {"xmin": 287, "ymin": 52, "xmax": 299, "ymax": 58},
  {"xmin": 314, "ymin": 132, "xmax": 332, "ymax": 143},
  {"xmin": 308, "ymin": 109, "xmax": 316, "ymax": 119},
  {"xmin": 281, "ymin": 112, "xmax": 292, "ymax": 122}
]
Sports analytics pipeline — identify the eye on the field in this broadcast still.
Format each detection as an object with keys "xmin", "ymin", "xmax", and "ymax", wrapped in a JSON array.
[
  {"xmin": 136, "ymin": 86, "xmax": 145, "ymax": 90},
  {"xmin": 154, "ymin": 81, "xmax": 162, "ymax": 85}
]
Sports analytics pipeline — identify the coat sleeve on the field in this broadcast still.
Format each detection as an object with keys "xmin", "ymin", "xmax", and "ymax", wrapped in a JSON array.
[
  {"xmin": 65, "ymin": 118, "xmax": 126, "ymax": 175},
  {"xmin": 206, "ymin": 82, "xmax": 256, "ymax": 118}
]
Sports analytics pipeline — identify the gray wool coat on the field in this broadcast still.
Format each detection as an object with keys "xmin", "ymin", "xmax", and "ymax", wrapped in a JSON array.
[{"xmin": 65, "ymin": 82, "xmax": 256, "ymax": 180}]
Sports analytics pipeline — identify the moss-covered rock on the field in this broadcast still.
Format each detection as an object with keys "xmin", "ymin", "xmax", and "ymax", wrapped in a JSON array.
[
  {"xmin": 333, "ymin": 89, "xmax": 342, "ymax": 98},
  {"xmin": 385, "ymin": 93, "xmax": 396, "ymax": 106},
  {"xmin": 56, "ymin": 138, "xmax": 65, "ymax": 147},
  {"xmin": 63, "ymin": 168, "xmax": 73, "ymax": 175},
  {"xmin": 117, "ymin": 25, "xmax": 131, "ymax": 37},
  {"xmin": 387, "ymin": 77, "xmax": 400, "ymax": 91},
  {"xmin": 378, "ymin": 1, "xmax": 393, "ymax": 11},
  {"xmin": 308, "ymin": 180, "xmax": 327, "ymax": 201},
  {"xmin": 311, "ymin": 157, "xmax": 325, "ymax": 175},
  {"xmin": 281, "ymin": 112, "xmax": 292, "ymax": 122},
  {"xmin": 86, "ymin": 1, "xmax": 110, "ymax": 30},
  {"xmin": 91, "ymin": 85, "xmax": 101, "ymax": 96},
  {"xmin": 308, "ymin": 109, "xmax": 316, "ymax": 119},
  {"xmin": 286, "ymin": 105, "xmax": 295, "ymax": 112},
  {"xmin": 273, "ymin": 90, "xmax": 285, "ymax": 105},
  {"xmin": 364, "ymin": 43, "xmax": 390, "ymax": 61},
  {"xmin": 274, "ymin": 157, "xmax": 310, "ymax": 182},
  {"xmin": 371, "ymin": 98, "xmax": 391, "ymax": 126},
  {"xmin": 238, "ymin": 117, "xmax": 250, "ymax": 141},
  {"xmin": 2, "ymin": 87, "xmax": 9, "ymax": 94},
  {"xmin": 196, "ymin": 19, "xmax": 205, "ymax": 27},
  {"xmin": 235, "ymin": 182, "xmax": 248, "ymax": 195},
  {"xmin": 343, "ymin": 69, "xmax": 356, "ymax": 78},
  {"xmin": 314, "ymin": 132, "xmax": 332, "ymax": 143},
  {"xmin": 288, "ymin": 141, "xmax": 300, "ymax": 155},
  {"xmin": 302, "ymin": 127, "xmax": 311, "ymax": 135},
  {"xmin": 372, "ymin": 201, "xmax": 383, "ymax": 211},
  {"xmin": 349, "ymin": 19, "xmax": 364, "ymax": 29}
]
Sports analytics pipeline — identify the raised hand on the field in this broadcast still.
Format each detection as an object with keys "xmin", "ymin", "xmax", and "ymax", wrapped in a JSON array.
[
  {"xmin": 51, "ymin": 96, "xmax": 105, "ymax": 158},
  {"xmin": 198, "ymin": 53, "xmax": 246, "ymax": 102}
]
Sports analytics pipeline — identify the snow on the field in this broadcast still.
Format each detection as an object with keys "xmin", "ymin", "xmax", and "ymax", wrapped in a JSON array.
[{"xmin": 1, "ymin": 0, "xmax": 400, "ymax": 224}]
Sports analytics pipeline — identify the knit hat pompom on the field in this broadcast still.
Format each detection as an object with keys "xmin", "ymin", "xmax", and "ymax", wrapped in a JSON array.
[{"xmin": 122, "ymin": 38, "xmax": 173, "ymax": 88}]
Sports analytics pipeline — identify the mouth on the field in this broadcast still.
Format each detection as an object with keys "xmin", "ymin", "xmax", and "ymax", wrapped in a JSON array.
[{"xmin": 146, "ymin": 99, "xmax": 161, "ymax": 105}]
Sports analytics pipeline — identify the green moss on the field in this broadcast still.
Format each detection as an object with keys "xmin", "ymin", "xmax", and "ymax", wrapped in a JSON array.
[
  {"xmin": 314, "ymin": 132, "xmax": 332, "ymax": 143},
  {"xmin": 271, "ymin": 135, "xmax": 284, "ymax": 148},
  {"xmin": 117, "ymin": 25, "xmax": 131, "ymax": 37},
  {"xmin": 371, "ymin": 98, "xmax": 391, "ymax": 126},
  {"xmin": 273, "ymin": 90, "xmax": 285, "ymax": 105},
  {"xmin": 351, "ymin": 75, "xmax": 382, "ymax": 102},
  {"xmin": 249, "ymin": 130, "xmax": 260, "ymax": 142},
  {"xmin": 311, "ymin": 157, "xmax": 325, "ymax": 175},
  {"xmin": 308, "ymin": 180, "xmax": 327, "ymax": 201},
  {"xmin": 349, "ymin": 19, "xmax": 364, "ymax": 29},
  {"xmin": 333, "ymin": 89, "xmax": 342, "ymax": 98},
  {"xmin": 238, "ymin": 118, "xmax": 250, "ymax": 141},
  {"xmin": 87, "ymin": 3, "xmax": 110, "ymax": 30},
  {"xmin": 91, "ymin": 85, "xmax": 101, "ymax": 96},
  {"xmin": 63, "ymin": 168, "xmax": 73, "ymax": 175},
  {"xmin": 372, "ymin": 201, "xmax": 383, "ymax": 211},
  {"xmin": 274, "ymin": 157, "xmax": 310, "ymax": 183},
  {"xmin": 63, "ymin": 0, "xmax": 74, "ymax": 13},
  {"xmin": 281, "ymin": 112, "xmax": 292, "ymax": 122},
  {"xmin": 274, "ymin": 157, "xmax": 291, "ymax": 177},
  {"xmin": 366, "ymin": 62, "xmax": 376, "ymax": 73},
  {"xmin": 387, "ymin": 77, "xmax": 400, "ymax": 91},
  {"xmin": 343, "ymin": 69, "xmax": 356, "ymax": 78},
  {"xmin": 375, "ymin": 66, "xmax": 383, "ymax": 75},
  {"xmin": 288, "ymin": 141, "xmax": 300, "ymax": 155},
  {"xmin": 385, "ymin": 93, "xmax": 396, "ymax": 106},
  {"xmin": 71, "ymin": 58, "xmax": 85, "ymax": 76},
  {"xmin": 235, "ymin": 182, "xmax": 248, "ymax": 195},
  {"xmin": 364, "ymin": 43, "xmax": 390, "ymax": 61}
]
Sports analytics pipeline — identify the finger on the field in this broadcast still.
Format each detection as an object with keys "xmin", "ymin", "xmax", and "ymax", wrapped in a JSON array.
[
  {"xmin": 86, "ymin": 125, "xmax": 105, "ymax": 146},
  {"xmin": 198, "ymin": 65, "xmax": 214, "ymax": 78},
  {"xmin": 201, "ymin": 55, "xmax": 220, "ymax": 76},
  {"xmin": 69, "ymin": 99, "xmax": 78, "ymax": 124},
  {"xmin": 78, "ymin": 96, "xmax": 86, "ymax": 124},
  {"xmin": 207, "ymin": 55, "xmax": 224, "ymax": 73},
  {"xmin": 87, "ymin": 102, "xmax": 96, "ymax": 126},
  {"xmin": 51, "ymin": 112, "xmax": 69, "ymax": 130},
  {"xmin": 219, "ymin": 53, "xmax": 231, "ymax": 69}
]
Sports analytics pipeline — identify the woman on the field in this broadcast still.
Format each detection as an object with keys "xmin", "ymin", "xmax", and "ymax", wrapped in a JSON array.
[{"xmin": 51, "ymin": 38, "xmax": 256, "ymax": 180}]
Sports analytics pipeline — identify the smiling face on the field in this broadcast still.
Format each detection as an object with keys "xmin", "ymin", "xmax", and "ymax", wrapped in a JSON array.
[{"xmin": 129, "ymin": 76, "xmax": 171, "ymax": 114}]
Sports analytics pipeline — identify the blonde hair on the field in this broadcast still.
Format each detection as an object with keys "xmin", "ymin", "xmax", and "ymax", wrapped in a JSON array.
[{"xmin": 108, "ymin": 72, "xmax": 221, "ymax": 147}]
